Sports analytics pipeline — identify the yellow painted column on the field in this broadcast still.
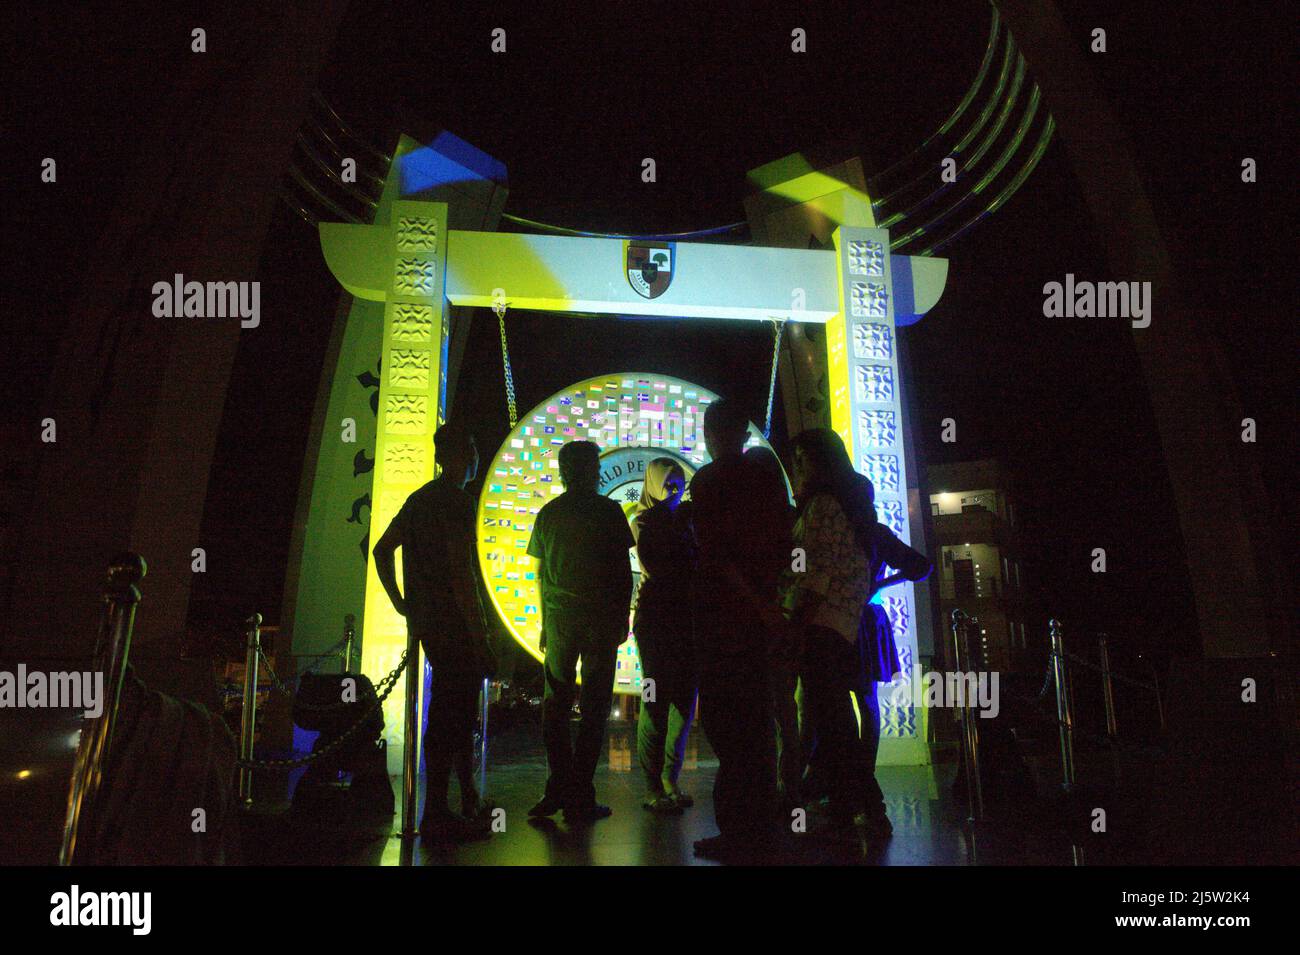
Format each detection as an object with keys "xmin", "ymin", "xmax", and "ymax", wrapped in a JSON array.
[{"xmin": 361, "ymin": 201, "xmax": 450, "ymax": 771}]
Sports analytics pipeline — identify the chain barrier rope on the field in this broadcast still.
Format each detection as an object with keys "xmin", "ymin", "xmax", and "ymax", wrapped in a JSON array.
[
  {"xmin": 956, "ymin": 651, "xmax": 1057, "ymax": 729},
  {"xmin": 234, "ymin": 649, "xmax": 410, "ymax": 770},
  {"xmin": 254, "ymin": 635, "xmax": 360, "ymax": 714},
  {"xmin": 495, "ymin": 303, "xmax": 518, "ymax": 428},
  {"xmin": 949, "ymin": 620, "xmax": 1157, "ymax": 750},
  {"xmin": 1033, "ymin": 653, "xmax": 1055, "ymax": 702},
  {"xmin": 989, "ymin": 650, "xmax": 1164, "ymax": 755},
  {"xmin": 763, "ymin": 318, "xmax": 786, "ymax": 439},
  {"xmin": 1061, "ymin": 648, "xmax": 1159, "ymax": 692},
  {"xmin": 256, "ymin": 632, "xmax": 348, "ymax": 689}
]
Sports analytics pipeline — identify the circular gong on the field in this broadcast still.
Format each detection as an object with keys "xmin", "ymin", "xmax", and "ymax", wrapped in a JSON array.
[{"xmin": 476, "ymin": 372, "xmax": 782, "ymax": 694}]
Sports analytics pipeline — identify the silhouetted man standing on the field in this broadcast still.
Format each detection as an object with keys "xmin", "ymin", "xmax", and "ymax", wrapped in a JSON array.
[
  {"xmin": 526, "ymin": 440, "xmax": 634, "ymax": 822},
  {"xmin": 688, "ymin": 398, "xmax": 793, "ymax": 860},
  {"xmin": 374, "ymin": 423, "xmax": 495, "ymax": 844}
]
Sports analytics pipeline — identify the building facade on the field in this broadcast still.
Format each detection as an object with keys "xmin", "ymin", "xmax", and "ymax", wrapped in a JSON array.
[{"xmin": 927, "ymin": 459, "xmax": 1039, "ymax": 673}]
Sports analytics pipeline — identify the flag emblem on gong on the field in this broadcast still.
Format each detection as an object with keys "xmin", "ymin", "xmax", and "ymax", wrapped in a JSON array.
[{"xmin": 625, "ymin": 241, "xmax": 674, "ymax": 299}]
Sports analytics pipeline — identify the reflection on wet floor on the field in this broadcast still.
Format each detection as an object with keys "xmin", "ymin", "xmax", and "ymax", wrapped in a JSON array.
[
  {"xmin": 240, "ymin": 721, "xmax": 982, "ymax": 866},
  {"xmin": 4, "ymin": 708, "xmax": 1058, "ymax": 866},
  {"xmin": 1, "ymin": 708, "xmax": 85, "ymax": 865}
]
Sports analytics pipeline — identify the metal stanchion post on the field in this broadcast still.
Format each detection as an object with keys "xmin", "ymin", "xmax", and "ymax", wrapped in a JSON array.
[
  {"xmin": 478, "ymin": 678, "xmax": 490, "ymax": 797},
  {"xmin": 60, "ymin": 553, "xmax": 146, "ymax": 866},
  {"xmin": 1049, "ymin": 619, "xmax": 1076, "ymax": 790},
  {"xmin": 341, "ymin": 613, "xmax": 355, "ymax": 674},
  {"xmin": 950, "ymin": 610, "xmax": 984, "ymax": 824},
  {"xmin": 1050, "ymin": 619, "xmax": 1084, "ymax": 865},
  {"xmin": 961, "ymin": 615, "xmax": 985, "ymax": 823},
  {"xmin": 1099, "ymin": 633, "xmax": 1118, "ymax": 740},
  {"xmin": 400, "ymin": 629, "xmax": 421, "ymax": 838},
  {"xmin": 1151, "ymin": 665, "xmax": 1166, "ymax": 732},
  {"xmin": 238, "ymin": 613, "xmax": 262, "ymax": 808}
]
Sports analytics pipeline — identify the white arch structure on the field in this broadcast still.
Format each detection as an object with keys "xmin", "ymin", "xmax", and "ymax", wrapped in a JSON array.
[{"xmin": 305, "ymin": 134, "xmax": 948, "ymax": 770}]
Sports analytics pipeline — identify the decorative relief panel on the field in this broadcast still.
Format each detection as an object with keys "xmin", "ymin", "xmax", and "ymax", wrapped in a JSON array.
[
  {"xmin": 391, "ymin": 304, "xmax": 434, "ymax": 342},
  {"xmin": 877, "ymin": 499, "xmax": 905, "ymax": 537},
  {"xmin": 384, "ymin": 394, "xmax": 428, "ymax": 434},
  {"xmin": 389, "ymin": 349, "xmax": 431, "ymax": 389},
  {"xmin": 894, "ymin": 639, "xmax": 913, "ymax": 679},
  {"xmin": 394, "ymin": 257, "xmax": 439, "ymax": 295},
  {"xmin": 881, "ymin": 702, "xmax": 917, "ymax": 737},
  {"xmin": 379, "ymin": 488, "xmax": 409, "ymax": 518},
  {"xmin": 851, "ymin": 281, "xmax": 889, "ymax": 318},
  {"xmin": 373, "ymin": 489, "xmax": 411, "ymax": 536},
  {"xmin": 855, "ymin": 363, "xmax": 895, "ymax": 403},
  {"xmin": 858, "ymin": 409, "xmax": 898, "ymax": 448},
  {"xmin": 861, "ymin": 454, "xmax": 901, "ymax": 493},
  {"xmin": 848, "ymin": 238, "xmax": 885, "ymax": 276},
  {"xmin": 883, "ymin": 595, "xmax": 911, "ymax": 649},
  {"xmin": 853, "ymin": 322, "xmax": 893, "ymax": 361},
  {"xmin": 396, "ymin": 216, "xmax": 438, "ymax": 251},
  {"xmin": 383, "ymin": 442, "xmax": 426, "ymax": 483}
]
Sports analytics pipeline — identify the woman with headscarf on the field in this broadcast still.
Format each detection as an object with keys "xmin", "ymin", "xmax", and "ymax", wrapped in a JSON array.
[
  {"xmin": 782, "ymin": 428, "xmax": 931, "ymax": 838},
  {"xmin": 631, "ymin": 457, "xmax": 698, "ymax": 814}
]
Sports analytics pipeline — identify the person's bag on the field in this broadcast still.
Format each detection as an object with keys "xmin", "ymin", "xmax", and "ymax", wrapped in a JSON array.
[{"xmin": 860, "ymin": 602, "xmax": 903, "ymax": 685}]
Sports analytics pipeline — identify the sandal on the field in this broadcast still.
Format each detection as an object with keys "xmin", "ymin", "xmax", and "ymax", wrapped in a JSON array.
[{"xmin": 642, "ymin": 793, "xmax": 684, "ymax": 815}]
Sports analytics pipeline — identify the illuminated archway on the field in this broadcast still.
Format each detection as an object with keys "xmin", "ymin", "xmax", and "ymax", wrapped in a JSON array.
[
  {"xmin": 476, "ymin": 372, "xmax": 783, "ymax": 693},
  {"xmin": 308, "ymin": 134, "xmax": 950, "ymax": 769}
]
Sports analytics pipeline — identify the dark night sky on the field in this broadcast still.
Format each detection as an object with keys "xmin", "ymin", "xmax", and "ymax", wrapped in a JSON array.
[{"xmin": 5, "ymin": 1, "xmax": 1293, "ymax": 660}]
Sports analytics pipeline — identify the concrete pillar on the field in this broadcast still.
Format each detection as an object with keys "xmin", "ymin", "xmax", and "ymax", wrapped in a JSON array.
[
  {"xmin": 996, "ymin": 0, "xmax": 1283, "ymax": 657},
  {"xmin": 9, "ymin": 6, "xmax": 350, "ymax": 675},
  {"xmin": 744, "ymin": 156, "xmax": 941, "ymax": 764}
]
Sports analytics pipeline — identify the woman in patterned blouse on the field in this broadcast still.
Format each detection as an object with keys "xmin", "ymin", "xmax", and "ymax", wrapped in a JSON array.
[{"xmin": 783, "ymin": 428, "xmax": 931, "ymax": 838}]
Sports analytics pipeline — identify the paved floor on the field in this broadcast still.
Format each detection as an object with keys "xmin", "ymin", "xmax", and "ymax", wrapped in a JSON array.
[
  {"xmin": 3, "ymin": 708, "xmax": 1076, "ymax": 866},
  {"xmin": 239, "ymin": 720, "xmax": 1044, "ymax": 866},
  {"xmin": 1, "ymin": 708, "xmax": 84, "ymax": 865}
]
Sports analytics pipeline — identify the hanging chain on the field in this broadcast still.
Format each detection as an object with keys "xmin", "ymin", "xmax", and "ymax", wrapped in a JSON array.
[
  {"xmin": 256, "ymin": 641, "xmax": 357, "ymax": 713},
  {"xmin": 494, "ymin": 303, "xmax": 518, "ymax": 428},
  {"xmin": 235, "ymin": 649, "xmax": 410, "ymax": 770},
  {"xmin": 763, "ymin": 318, "xmax": 787, "ymax": 439},
  {"xmin": 1059, "ymin": 648, "xmax": 1159, "ymax": 692}
]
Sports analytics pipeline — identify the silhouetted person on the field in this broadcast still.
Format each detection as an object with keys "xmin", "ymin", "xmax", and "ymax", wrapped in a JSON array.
[
  {"xmin": 783, "ymin": 428, "xmax": 930, "ymax": 839},
  {"xmin": 374, "ymin": 423, "xmax": 495, "ymax": 844},
  {"xmin": 525, "ymin": 440, "xmax": 634, "ymax": 823},
  {"xmin": 631, "ymin": 458, "xmax": 698, "ymax": 814},
  {"xmin": 689, "ymin": 399, "xmax": 792, "ymax": 860},
  {"xmin": 855, "ymin": 603, "xmax": 901, "ymax": 830},
  {"xmin": 745, "ymin": 446, "xmax": 802, "ymax": 814}
]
